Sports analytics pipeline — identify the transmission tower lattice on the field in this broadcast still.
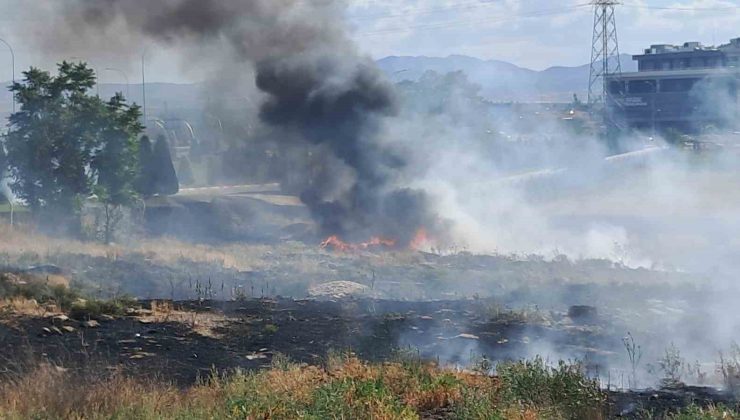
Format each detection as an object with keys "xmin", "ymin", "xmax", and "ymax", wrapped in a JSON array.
[{"xmin": 588, "ymin": 0, "xmax": 622, "ymax": 107}]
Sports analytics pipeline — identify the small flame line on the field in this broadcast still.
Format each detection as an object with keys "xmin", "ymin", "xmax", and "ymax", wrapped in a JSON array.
[{"xmin": 320, "ymin": 228, "xmax": 433, "ymax": 252}]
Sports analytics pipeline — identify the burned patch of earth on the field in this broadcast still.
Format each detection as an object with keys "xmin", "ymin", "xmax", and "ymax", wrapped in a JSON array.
[
  {"xmin": 0, "ymin": 297, "xmax": 735, "ymax": 418},
  {"xmin": 0, "ymin": 298, "xmax": 615, "ymax": 383}
]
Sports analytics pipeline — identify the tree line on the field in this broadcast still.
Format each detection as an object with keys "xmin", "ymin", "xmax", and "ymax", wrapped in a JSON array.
[{"xmin": 0, "ymin": 62, "xmax": 179, "ymax": 242}]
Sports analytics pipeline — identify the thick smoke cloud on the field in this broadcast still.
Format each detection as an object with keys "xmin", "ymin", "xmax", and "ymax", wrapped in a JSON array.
[
  {"xmin": 36, "ymin": 0, "xmax": 440, "ymax": 245},
  {"xmin": 15, "ymin": 0, "xmax": 740, "ymax": 389}
]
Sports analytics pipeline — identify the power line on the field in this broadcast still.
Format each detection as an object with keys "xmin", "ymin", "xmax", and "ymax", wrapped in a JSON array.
[
  {"xmin": 356, "ymin": 4, "xmax": 592, "ymax": 37},
  {"xmin": 621, "ymin": 3, "xmax": 740, "ymax": 11}
]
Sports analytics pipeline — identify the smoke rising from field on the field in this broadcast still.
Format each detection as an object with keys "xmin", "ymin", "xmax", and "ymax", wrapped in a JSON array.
[
  {"xmin": 14, "ymin": 0, "xmax": 740, "ymax": 391},
  {"xmin": 373, "ymin": 71, "xmax": 740, "ymax": 389},
  {"xmin": 29, "ymin": 0, "xmax": 440, "ymax": 245}
]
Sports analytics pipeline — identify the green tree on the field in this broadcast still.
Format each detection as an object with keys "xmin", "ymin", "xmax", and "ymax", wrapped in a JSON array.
[
  {"xmin": 151, "ymin": 135, "xmax": 179, "ymax": 195},
  {"xmin": 135, "ymin": 135, "xmax": 155, "ymax": 197},
  {"xmin": 4, "ymin": 62, "xmax": 142, "ymax": 237},
  {"xmin": 0, "ymin": 142, "xmax": 6, "ymax": 176},
  {"xmin": 92, "ymin": 93, "xmax": 143, "ymax": 243},
  {"xmin": 5, "ymin": 63, "xmax": 99, "ymax": 232}
]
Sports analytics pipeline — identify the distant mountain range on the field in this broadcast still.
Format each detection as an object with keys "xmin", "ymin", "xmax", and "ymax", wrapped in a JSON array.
[
  {"xmin": 377, "ymin": 54, "xmax": 637, "ymax": 102},
  {"xmin": 0, "ymin": 54, "xmax": 638, "ymax": 115}
]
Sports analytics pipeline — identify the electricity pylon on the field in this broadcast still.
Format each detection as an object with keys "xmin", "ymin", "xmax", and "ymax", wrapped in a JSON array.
[{"xmin": 588, "ymin": 0, "xmax": 622, "ymax": 107}]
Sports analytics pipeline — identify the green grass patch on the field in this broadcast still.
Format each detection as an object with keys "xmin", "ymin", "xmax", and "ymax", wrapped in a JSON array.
[
  {"xmin": 69, "ymin": 296, "xmax": 137, "ymax": 320},
  {"xmin": 0, "ymin": 354, "xmax": 611, "ymax": 420}
]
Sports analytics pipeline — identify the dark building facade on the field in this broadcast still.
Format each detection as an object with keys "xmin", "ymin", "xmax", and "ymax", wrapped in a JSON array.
[{"xmin": 606, "ymin": 38, "xmax": 740, "ymax": 133}]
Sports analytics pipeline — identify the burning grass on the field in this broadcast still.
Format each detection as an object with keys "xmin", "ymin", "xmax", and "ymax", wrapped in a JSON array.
[
  {"xmin": 0, "ymin": 353, "xmax": 609, "ymax": 420},
  {"xmin": 0, "ymin": 223, "xmax": 699, "ymax": 304}
]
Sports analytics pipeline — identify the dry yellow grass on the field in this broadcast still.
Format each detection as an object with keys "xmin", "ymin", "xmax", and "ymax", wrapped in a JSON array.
[
  {"xmin": 0, "ymin": 364, "xmax": 190, "ymax": 420},
  {"xmin": 0, "ymin": 353, "xmax": 627, "ymax": 419},
  {"xmin": 146, "ymin": 300, "xmax": 229, "ymax": 338},
  {"xmin": 0, "ymin": 356, "xmax": 502, "ymax": 420},
  {"xmin": 0, "ymin": 296, "xmax": 58, "ymax": 318},
  {"xmin": 0, "ymin": 224, "xmax": 424, "ymax": 272},
  {"xmin": 0, "ymin": 224, "xmax": 276, "ymax": 272}
]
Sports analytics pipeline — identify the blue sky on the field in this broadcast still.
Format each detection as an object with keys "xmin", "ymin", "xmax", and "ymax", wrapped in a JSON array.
[
  {"xmin": 0, "ymin": 0, "xmax": 737, "ymax": 82},
  {"xmin": 347, "ymin": 0, "xmax": 740, "ymax": 69}
]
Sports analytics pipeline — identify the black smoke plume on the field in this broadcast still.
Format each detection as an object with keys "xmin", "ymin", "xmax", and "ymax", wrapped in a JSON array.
[
  {"xmin": 255, "ymin": 56, "xmax": 439, "ymax": 243},
  {"xmin": 34, "ymin": 0, "xmax": 441, "ymax": 245}
]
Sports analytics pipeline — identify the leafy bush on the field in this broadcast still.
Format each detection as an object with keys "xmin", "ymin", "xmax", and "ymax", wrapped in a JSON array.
[
  {"xmin": 496, "ymin": 356, "xmax": 605, "ymax": 419},
  {"xmin": 0, "ymin": 272, "xmax": 79, "ymax": 309},
  {"xmin": 68, "ymin": 296, "xmax": 137, "ymax": 320}
]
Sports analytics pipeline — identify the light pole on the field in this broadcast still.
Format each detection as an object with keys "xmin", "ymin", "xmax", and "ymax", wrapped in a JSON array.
[
  {"xmin": 141, "ymin": 52, "xmax": 147, "ymax": 125},
  {"xmin": 104, "ymin": 67, "xmax": 130, "ymax": 99},
  {"xmin": 0, "ymin": 38, "xmax": 15, "ymax": 113}
]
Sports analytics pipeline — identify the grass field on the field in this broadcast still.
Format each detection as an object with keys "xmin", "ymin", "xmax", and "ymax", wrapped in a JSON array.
[
  {"xmin": 0, "ymin": 225, "xmax": 738, "ymax": 418},
  {"xmin": 0, "ymin": 353, "xmax": 734, "ymax": 419},
  {"xmin": 0, "ymin": 352, "xmax": 606, "ymax": 420}
]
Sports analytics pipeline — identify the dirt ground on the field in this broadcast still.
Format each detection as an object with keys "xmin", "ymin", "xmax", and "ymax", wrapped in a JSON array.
[{"xmin": 0, "ymin": 298, "xmax": 604, "ymax": 383}]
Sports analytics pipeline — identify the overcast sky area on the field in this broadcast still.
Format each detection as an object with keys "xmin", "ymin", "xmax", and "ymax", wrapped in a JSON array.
[{"xmin": 0, "ymin": 0, "xmax": 736, "ymax": 83}]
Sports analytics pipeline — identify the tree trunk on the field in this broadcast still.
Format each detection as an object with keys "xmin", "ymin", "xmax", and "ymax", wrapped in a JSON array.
[{"xmin": 104, "ymin": 204, "xmax": 112, "ymax": 244}]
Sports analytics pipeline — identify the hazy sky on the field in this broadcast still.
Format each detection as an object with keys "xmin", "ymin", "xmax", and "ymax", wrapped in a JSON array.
[{"xmin": 0, "ymin": 0, "xmax": 736, "ymax": 83}]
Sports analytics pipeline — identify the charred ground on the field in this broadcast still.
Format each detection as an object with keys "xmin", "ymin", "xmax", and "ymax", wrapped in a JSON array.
[{"xmin": 1, "ymin": 227, "xmax": 739, "ymax": 418}]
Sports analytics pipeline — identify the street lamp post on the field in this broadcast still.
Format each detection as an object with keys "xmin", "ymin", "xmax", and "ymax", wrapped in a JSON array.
[
  {"xmin": 0, "ymin": 38, "xmax": 15, "ymax": 113},
  {"xmin": 104, "ymin": 67, "xmax": 130, "ymax": 99},
  {"xmin": 141, "ymin": 52, "xmax": 147, "ymax": 125}
]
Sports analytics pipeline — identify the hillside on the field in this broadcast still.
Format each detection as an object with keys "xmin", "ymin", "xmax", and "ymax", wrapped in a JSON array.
[
  {"xmin": 377, "ymin": 53, "xmax": 637, "ymax": 102},
  {"xmin": 0, "ymin": 54, "xmax": 636, "ymax": 116}
]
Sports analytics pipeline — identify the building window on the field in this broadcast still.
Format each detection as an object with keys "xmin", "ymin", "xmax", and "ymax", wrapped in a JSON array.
[
  {"xmin": 609, "ymin": 81, "xmax": 626, "ymax": 94},
  {"xmin": 628, "ymin": 80, "xmax": 657, "ymax": 93},
  {"xmin": 639, "ymin": 61, "xmax": 656, "ymax": 71},
  {"xmin": 660, "ymin": 78, "xmax": 699, "ymax": 92}
]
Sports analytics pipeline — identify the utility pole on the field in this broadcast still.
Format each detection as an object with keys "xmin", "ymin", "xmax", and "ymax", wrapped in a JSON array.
[
  {"xmin": 588, "ymin": 0, "xmax": 622, "ymax": 108},
  {"xmin": 141, "ymin": 53, "xmax": 147, "ymax": 125},
  {"xmin": 0, "ymin": 38, "xmax": 15, "ymax": 113}
]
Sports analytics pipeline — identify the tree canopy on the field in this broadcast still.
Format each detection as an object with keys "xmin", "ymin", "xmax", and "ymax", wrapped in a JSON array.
[
  {"xmin": 396, "ymin": 70, "xmax": 489, "ymax": 117},
  {"xmin": 135, "ymin": 134, "xmax": 179, "ymax": 197},
  {"xmin": 2, "ymin": 62, "xmax": 142, "ymax": 233},
  {"xmin": 150, "ymin": 135, "xmax": 179, "ymax": 196}
]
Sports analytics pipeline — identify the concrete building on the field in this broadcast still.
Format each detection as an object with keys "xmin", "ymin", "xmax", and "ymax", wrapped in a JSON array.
[{"xmin": 606, "ymin": 38, "xmax": 740, "ymax": 133}]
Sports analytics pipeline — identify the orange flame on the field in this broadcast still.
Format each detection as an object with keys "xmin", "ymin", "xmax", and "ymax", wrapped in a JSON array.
[
  {"xmin": 410, "ymin": 228, "xmax": 433, "ymax": 251},
  {"xmin": 320, "ymin": 228, "xmax": 434, "ymax": 252},
  {"xmin": 320, "ymin": 235, "xmax": 397, "ymax": 252},
  {"xmin": 320, "ymin": 235, "xmax": 352, "ymax": 252}
]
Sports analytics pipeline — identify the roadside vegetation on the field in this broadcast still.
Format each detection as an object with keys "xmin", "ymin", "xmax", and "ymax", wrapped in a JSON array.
[
  {"xmin": 0, "ymin": 352, "xmax": 606, "ymax": 420},
  {"xmin": 1, "ymin": 351, "xmax": 733, "ymax": 419}
]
